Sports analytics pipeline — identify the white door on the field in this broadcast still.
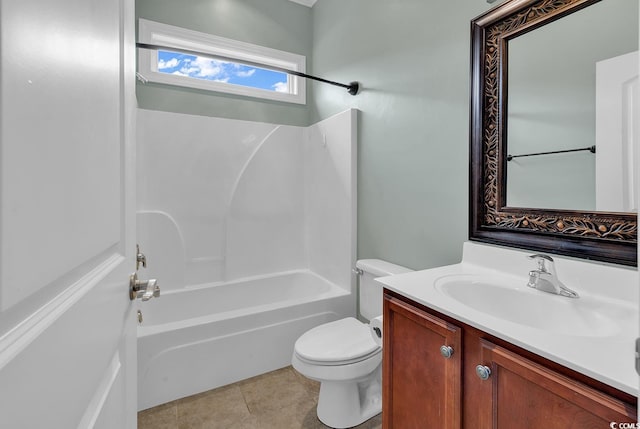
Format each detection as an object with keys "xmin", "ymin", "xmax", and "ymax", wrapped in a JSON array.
[
  {"xmin": 0, "ymin": 0, "xmax": 139, "ymax": 427},
  {"xmin": 595, "ymin": 50, "xmax": 639, "ymax": 212}
]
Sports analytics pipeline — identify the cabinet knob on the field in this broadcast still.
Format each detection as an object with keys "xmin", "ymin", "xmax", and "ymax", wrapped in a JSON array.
[
  {"xmin": 439, "ymin": 345, "xmax": 454, "ymax": 359},
  {"xmin": 475, "ymin": 365, "xmax": 491, "ymax": 380}
]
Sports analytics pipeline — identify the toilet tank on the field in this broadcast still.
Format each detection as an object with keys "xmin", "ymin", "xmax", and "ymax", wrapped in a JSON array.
[{"xmin": 356, "ymin": 259, "xmax": 413, "ymax": 320}]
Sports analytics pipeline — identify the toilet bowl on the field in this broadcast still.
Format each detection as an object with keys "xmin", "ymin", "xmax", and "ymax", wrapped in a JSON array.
[
  {"xmin": 292, "ymin": 317, "xmax": 382, "ymax": 428},
  {"xmin": 291, "ymin": 259, "xmax": 412, "ymax": 428}
]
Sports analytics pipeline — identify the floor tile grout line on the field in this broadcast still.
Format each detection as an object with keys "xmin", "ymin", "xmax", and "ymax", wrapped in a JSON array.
[
  {"xmin": 173, "ymin": 402, "xmax": 178, "ymax": 428},
  {"xmin": 238, "ymin": 383, "xmax": 253, "ymax": 416}
]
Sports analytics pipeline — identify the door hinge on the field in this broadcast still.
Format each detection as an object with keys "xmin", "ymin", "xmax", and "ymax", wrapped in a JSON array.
[{"xmin": 136, "ymin": 244, "xmax": 147, "ymax": 271}]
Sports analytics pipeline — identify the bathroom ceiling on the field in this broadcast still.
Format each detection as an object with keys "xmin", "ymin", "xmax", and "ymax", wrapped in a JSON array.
[{"xmin": 288, "ymin": 0, "xmax": 317, "ymax": 7}]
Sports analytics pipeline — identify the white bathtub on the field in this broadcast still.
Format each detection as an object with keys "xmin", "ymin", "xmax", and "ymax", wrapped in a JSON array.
[{"xmin": 137, "ymin": 270, "xmax": 352, "ymax": 411}]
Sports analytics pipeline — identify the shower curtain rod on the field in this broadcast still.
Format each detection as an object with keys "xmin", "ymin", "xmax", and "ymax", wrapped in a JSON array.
[
  {"xmin": 136, "ymin": 43, "xmax": 360, "ymax": 96},
  {"xmin": 506, "ymin": 145, "xmax": 596, "ymax": 161}
]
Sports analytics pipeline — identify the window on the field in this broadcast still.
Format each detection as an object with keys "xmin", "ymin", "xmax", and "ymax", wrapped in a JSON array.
[{"xmin": 138, "ymin": 19, "xmax": 306, "ymax": 104}]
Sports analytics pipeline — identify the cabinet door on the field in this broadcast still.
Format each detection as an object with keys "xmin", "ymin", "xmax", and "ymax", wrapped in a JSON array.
[
  {"xmin": 476, "ymin": 339, "xmax": 637, "ymax": 428},
  {"xmin": 383, "ymin": 295, "xmax": 462, "ymax": 429}
]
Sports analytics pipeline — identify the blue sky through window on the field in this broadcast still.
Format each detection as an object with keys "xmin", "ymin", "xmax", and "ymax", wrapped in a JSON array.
[{"xmin": 157, "ymin": 50, "xmax": 289, "ymax": 93}]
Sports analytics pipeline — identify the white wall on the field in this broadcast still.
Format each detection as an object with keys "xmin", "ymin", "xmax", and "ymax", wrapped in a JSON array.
[{"xmin": 137, "ymin": 109, "xmax": 356, "ymax": 293}]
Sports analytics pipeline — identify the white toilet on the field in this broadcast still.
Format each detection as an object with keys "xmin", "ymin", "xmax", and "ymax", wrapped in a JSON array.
[{"xmin": 292, "ymin": 259, "xmax": 412, "ymax": 428}]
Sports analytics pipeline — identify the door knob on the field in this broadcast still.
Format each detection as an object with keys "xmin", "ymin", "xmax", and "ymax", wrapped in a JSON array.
[{"xmin": 129, "ymin": 272, "xmax": 160, "ymax": 301}]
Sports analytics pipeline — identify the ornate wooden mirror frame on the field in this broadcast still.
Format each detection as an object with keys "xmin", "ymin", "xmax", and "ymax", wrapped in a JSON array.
[{"xmin": 469, "ymin": 0, "xmax": 637, "ymax": 266}]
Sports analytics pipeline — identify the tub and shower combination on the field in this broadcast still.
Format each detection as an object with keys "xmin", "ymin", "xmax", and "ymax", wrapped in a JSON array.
[
  {"xmin": 137, "ymin": 270, "xmax": 351, "ymax": 410},
  {"xmin": 136, "ymin": 109, "xmax": 357, "ymax": 410}
]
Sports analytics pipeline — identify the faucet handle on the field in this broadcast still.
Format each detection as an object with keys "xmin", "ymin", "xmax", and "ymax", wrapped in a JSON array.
[
  {"xmin": 528, "ymin": 253, "xmax": 554, "ymax": 262},
  {"xmin": 528, "ymin": 253, "xmax": 554, "ymax": 272}
]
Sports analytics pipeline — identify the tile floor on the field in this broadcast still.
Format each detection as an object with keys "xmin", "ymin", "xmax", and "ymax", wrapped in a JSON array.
[{"xmin": 138, "ymin": 366, "xmax": 382, "ymax": 429}]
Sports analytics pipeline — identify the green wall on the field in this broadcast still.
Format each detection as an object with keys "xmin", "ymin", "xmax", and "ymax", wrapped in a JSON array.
[
  {"xmin": 135, "ymin": 0, "xmax": 312, "ymax": 126},
  {"xmin": 311, "ymin": 0, "xmax": 489, "ymax": 269}
]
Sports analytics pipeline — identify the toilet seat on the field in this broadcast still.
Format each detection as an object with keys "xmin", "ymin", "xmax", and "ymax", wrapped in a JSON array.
[{"xmin": 294, "ymin": 317, "xmax": 380, "ymax": 366}]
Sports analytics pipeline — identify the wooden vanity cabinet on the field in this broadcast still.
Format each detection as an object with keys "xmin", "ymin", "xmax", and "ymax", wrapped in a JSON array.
[
  {"xmin": 383, "ymin": 291, "xmax": 638, "ymax": 429},
  {"xmin": 382, "ymin": 292, "xmax": 462, "ymax": 428},
  {"xmin": 476, "ymin": 340, "xmax": 636, "ymax": 428}
]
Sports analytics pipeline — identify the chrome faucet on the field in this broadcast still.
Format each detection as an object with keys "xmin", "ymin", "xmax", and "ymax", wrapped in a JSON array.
[{"xmin": 527, "ymin": 254, "xmax": 579, "ymax": 298}]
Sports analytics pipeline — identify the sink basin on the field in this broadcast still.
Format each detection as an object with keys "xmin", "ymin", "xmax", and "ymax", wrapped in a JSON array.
[{"xmin": 434, "ymin": 275, "xmax": 628, "ymax": 337}]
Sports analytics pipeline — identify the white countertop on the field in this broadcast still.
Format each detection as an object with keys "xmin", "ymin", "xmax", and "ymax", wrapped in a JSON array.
[{"xmin": 376, "ymin": 242, "xmax": 639, "ymax": 397}]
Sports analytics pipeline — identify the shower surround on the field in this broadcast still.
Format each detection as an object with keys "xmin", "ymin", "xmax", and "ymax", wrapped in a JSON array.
[{"xmin": 135, "ymin": 108, "xmax": 357, "ymax": 409}]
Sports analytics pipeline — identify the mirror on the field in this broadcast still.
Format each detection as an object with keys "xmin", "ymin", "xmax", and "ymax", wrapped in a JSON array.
[
  {"xmin": 506, "ymin": 0, "xmax": 638, "ymax": 211},
  {"xmin": 470, "ymin": 0, "xmax": 638, "ymax": 266}
]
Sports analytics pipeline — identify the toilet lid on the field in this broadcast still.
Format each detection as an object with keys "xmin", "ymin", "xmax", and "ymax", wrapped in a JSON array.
[{"xmin": 294, "ymin": 317, "xmax": 381, "ymax": 365}]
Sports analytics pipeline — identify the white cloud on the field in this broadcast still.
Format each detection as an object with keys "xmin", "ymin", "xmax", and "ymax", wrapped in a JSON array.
[
  {"xmin": 180, "ymin": 65, "xmax": 201, "ymax": 75},
  {"xmin": 236, "ymin": 69, "xmax": 256, "ymax": 78},
  {"xmin": 173, "ymin": 56, "xmax": 226, "ymax": 80},
  {"xmin": 193, "ymin": 57, "xmax": 224, "ymax": 78},
  {"xmin": 272, "ymin": 82, "xmax": 288, "ymax": 93},
  {"xmin": 158, "ymin": 57, "xmax": 179, "ymax": 69}
]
